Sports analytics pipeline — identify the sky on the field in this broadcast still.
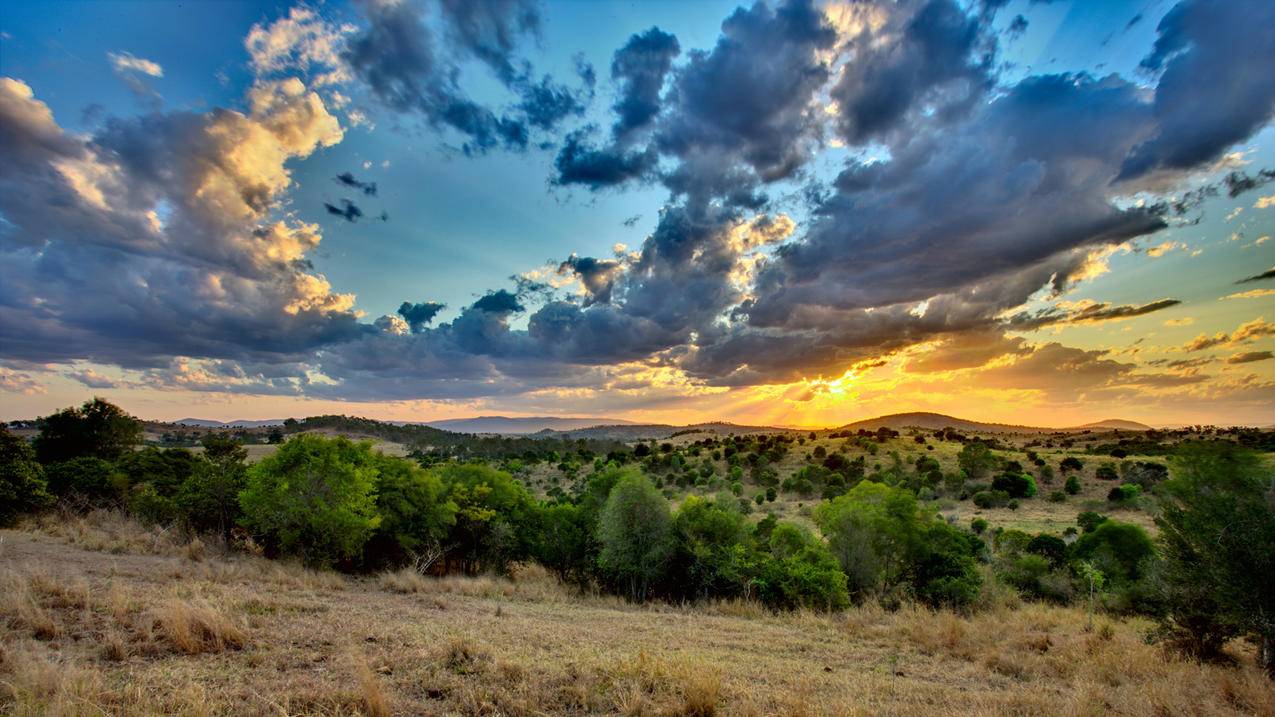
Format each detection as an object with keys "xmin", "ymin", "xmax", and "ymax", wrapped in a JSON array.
[{"xmin": 1, "ymin": 0, "xmax": 1273, "ymax": 428}]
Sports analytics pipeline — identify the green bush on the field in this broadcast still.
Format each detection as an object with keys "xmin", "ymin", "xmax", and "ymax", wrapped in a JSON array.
[
  {"xmin": 991, "ymin": 473, "xmax": 1037, "ymax": 498},
  {"xmin": 365, "ymin": 454, "xmax": 456, "ymax": 568},
  {"xmin": 597, "ymin": 472, "xmax": 671, "ymax": 601},
  {"xmin": 1070, "ymin": 520, "xmax": 1154, "ymax": 586},
  {"xmin": 1047, "ymin": 490, "xmax": 1066, "ymax": 503},
  {"xmin": 815, "ymin": 481, "xmax": 981, "ymax": 608},
  {"xmin": 753, "ymin": 523, "xmax": 849, "ymax": 611},
  {"xmin": 176, "ymin": 436, "xmax": 248, "ymax": 543},
  {"xmin": 0, "ymin": 426, "xmax": 53, "ymax": 526},
  {"xmin": 45, "ymin": 457, "xmax": 125, "ymax": 500},
  {"xmin": 972, "ymin": 489, "xmax": 1011, "ymax": 508},
  {"xmin": 1095, "ymin": 462, "xmax": 1119, "ymax": 481},
  {"xmin": 239, "ymin": 434, "xmax": 381, "ymax": 567},
  {"xmin": 1077, "ymin": 510, "xmax": 1107, "ymax": 533},
  {"xmin": 440, "ymin": 462, "xmax": 537, "ymax": 575},
  {"xmin": 1107, "ymin": 483, "xmax": 1141, "ymax": 503},
  {"xmin": 970, "ymin": 517, "xmax": 989, "ymax": 534},
  {"xmin": 1064, "ymin": 475, "xmax": 1081, "ymax": 495}
]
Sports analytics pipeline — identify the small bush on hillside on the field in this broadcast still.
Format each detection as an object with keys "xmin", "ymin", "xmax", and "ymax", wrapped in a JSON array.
[
  {"xmin": 1107, "ymin": 483, "xmax": 1141, "ymax": 503},
  {"xmin": 972, "ymin": 489, "xmax": 1011, "ymax": 509},
  {"xmin": 1064, "ymin": 475, "xmax": 1081, "ymax": 495},
  {"xmin": 991, "ymin": 473, "xmax": 1037, "ymax": 498},
  {"xmin": 1095, "ymin": 463, "xmax": 1119, "ymax": 481}
]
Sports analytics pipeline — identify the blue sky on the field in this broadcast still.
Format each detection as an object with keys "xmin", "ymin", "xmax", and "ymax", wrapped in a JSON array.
[{"xmin": 1, "ymin": 0, "xmax": 1272, "ymax": 426}]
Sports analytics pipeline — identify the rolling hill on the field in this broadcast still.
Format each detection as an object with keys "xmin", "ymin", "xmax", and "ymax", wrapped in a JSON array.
[
  {"xmin": 838, "ymin": 412, "xmax": 1152, "ymax": 433},
  {"xmin": 423, "ymin": 416, "xmax": 636, "ymax": 434}
]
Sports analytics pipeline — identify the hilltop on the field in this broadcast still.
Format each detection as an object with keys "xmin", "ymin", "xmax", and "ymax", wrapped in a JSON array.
[{"xmin": 838, "ymin": 412, "xmax": 1152, "ymax": 434}]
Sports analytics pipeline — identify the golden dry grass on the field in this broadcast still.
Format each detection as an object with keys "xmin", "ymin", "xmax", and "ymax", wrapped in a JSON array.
[{"xmin": 2, "ymin": 525, "xmax": 1271, "ymax": 717}]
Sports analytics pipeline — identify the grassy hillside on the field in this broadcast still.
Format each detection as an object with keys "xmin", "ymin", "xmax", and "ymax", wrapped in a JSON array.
[{"xmin": 3, "ymin": 519, "xmax": 1271, "ymax": 716}]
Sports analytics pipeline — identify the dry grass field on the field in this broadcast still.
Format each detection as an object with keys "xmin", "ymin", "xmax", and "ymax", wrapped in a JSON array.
[{"xmin": 3, "ymin": 512, "xmax": 1272, "ymax": 717}]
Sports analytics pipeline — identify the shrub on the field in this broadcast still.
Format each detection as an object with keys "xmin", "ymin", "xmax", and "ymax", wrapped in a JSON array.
[
  {"xmin": 815, "ymin": 481, "xmax": 980, "ymax": 608},
  {"xmin": 972, "ymin": 489, "xmax": 1011, "ymax": 509},
  {"xmin": 753, "ymin": 523, "xmax": 849, "ymax": 610},
  {"xmin": 1047, "ymin": 490, "xmax": 1066, "ymax": 503},
  {"xmin": 1107, "ymin": 483, "xmax": 1141, "ymax": 503},
  {"xmin": 239, "ymin": 434, "xmax": 381, "ymax": 567},
  {"xmin": 365, "ymin": 454, "xmax": 456, "ymax": 568},
  {"xmin": 1060, "ymin": 456, "xmax": 1083, "ymax": 472},
  {"xmin": 1095, "ymin": 462, "xmax": 1119, "ymax": 481},
  {"xmin": 176, "ymin": 437, "xmax": 248, "ymax": 543},
  {"xmin": 957, "ymin": 442, "xmax": 997, "ymax": 480},
  {"xmin": 970, "ymin": 518, "xmax": 989, "ymax": 534},
  {"xmin": 991, "ymin": 473, "xmax": 1037, "ymax": 498},
  {"xmin": 0, "ymin": 426, "xmax": 53, "ymax": 525},
  {"xmin": 668, "ymin": 495, "xmax": 750, "ymax": 600},
  {"xmin": 1077, "ymin": 510, "xmax": 1107, "ymax": 533},
  {"xmin": 439, "ymin": 462, "xmax": 537, "ymax": 575},
  {"xmin": 1070, "ymin": 520, "xmax": 1155, "ymax": 586},
  {"xmin": 1064, "ymin": 475, "xmax": 1081, "ymax": 495},
  {"xmin": 44, "ymin": 456, "xmax": 125, "ymax": 500}
]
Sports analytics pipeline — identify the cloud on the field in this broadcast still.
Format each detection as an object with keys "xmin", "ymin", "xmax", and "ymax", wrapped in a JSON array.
[
  {"xmin": 1007, "ymin": 299, "xmax": 1182, "ymax": 330},
  {"xmin": 107, "ymin": 51, "xmax": 164, "ymax": 107},
  {"xmin": 1226, "ymin": 351, "xmax": 1273, "ymax": 364},
  {"xmin": 66, "ymin": 367, "xmax": 118, "ymax": 388},
  {"xmin": 335, "ymin": 171, "xmax": 377, "ymax": 195},
  {"xmin": 0, "ymin": 76, "xmax": 362, "ymax": 369},
  {"xmin": 245, "ymin": 5, "xmax": 353, "ymax": 85},
  {"xmin": 342, "ymin": 0, "xmax": 588, "ymax": 155},
  {"xmin": 1116, "ymin": 0, "xmax": 1275, "ymax": 181},
  {"xmin": 906, "ymin": 330, "xmax": 1028, "ymax": 373},
  {"xmin": 107, "ymin": 52, "xmax": 163, "ymax": 77},
  {"xmin": 1185, "ymin": 317, "xmax": 1275, "ymax": 351},
  {"xmin": 1220, "ymin": 288, "xmax": 1275, "ymax": 301},
  {"xmin": 323, "ymin": 198, "xmax": 364, "ymax": 222},
  {"xmin": 396, "ymin": 300, "xmax": 446, "ymax": 332},
  {"xmin": 1237, "ymin": 268, "xmax": 1275, "ymax": 284}
]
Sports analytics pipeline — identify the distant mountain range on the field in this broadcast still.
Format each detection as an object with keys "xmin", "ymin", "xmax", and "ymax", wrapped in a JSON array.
[
  {"xmin": 422, "ymin": 416, "xmax": 636, "ymax": 434},
  {"xmin": 165, "ymin": 412, "xmax": 1154, "ymax": 439},
  {"xmin": 838, "ymin": 412, "xmax": 1152, "ymax": 434},
  {"xmin": 173, "ymin": 418, "xmax": 285, "ymax": 428}
]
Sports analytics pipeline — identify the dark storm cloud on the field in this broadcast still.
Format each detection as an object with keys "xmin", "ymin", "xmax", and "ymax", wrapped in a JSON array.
[
  {"xmin": 343, "ymin": 0, "xmax": 588, "ymax": 156},
  {"xmin": 1237, "ymin": 268, "xmax": 1275, "ymax": 284},
  {"xmin": 610, "ymin": 27, "xmax": 681, "ymax": 140},
  {"xmin": 324, "ymin": 199, "xmax": 364, "ymax": 222},
  {"xmin": 1223, "ymin": 168, "xmax": 1275, "ymax": 197},
  {"xmin": 831, "ymin": 0, "xmax": 993, "ymax": 145},
  {"xmin": 335, "ymin": 171, "xmax": 377, "ymax": 195},
  {"xmin": 471, "ymin": 289, "xmax": 524, "ymax": 313},
  {"xmin": 397, "ymin": 301, "xmax": 446, "ymax": 332},
  {"xmin": 437, "ymin": 0, "xmax": 540, "ymax": 85},
  {"xmin": 1117, "ymin": 0, "xmax": 1275, "ymax": 181},
  {"xmin": 552, "ymin": 131, "xmax": 658, "ymax": 189},
  {"xmin": 558, "ymin": 255, "xmax": 623, "ymax": 305}
]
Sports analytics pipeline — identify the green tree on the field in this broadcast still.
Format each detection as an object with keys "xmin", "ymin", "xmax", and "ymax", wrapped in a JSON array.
[
  {"xmin": 365, "ymin": 454, "xmax": 456, "ymax": 568},
  {"xmin": 1156, "ymin": 442, "xmax": 1275, "ymax": 675},
  {"xmin": 33, "ymin": 398, "xmax": 141, "ymax": 464},
  {"xmin": 0, "ymin": 426, "xmax": 53, "ymax": 526},
  {"xmin": 957, "ymin": 442, "xmax": 997, "ymax": 480},
  {"xmin": 597, "ymin": 472, "xmax": 671, "ymax": 601},
  {"xmin": 1065, "ymin": 474, "xmax": 1081, "ymax": 495},
  {"xmin": 438, "ymin": 462, "xmax": 535, "ymax": 575},
  {"xmin": 1070, "ymin": 520, "xmax": 1154, "ymax": 586},
  {"xmin": 239, "ymin": 434, "xmax": 381, "ymax": 567},
  {"xmin": 753, "ymin": 522, "xmax": 850, "ymax": 610},
  {"xmin": 177, "ymin": 437, "xmax": 248, "ymax": 543},
  {"xmin": 669, "ymin": 495, "xmax": 750, "ymax": 600}
]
